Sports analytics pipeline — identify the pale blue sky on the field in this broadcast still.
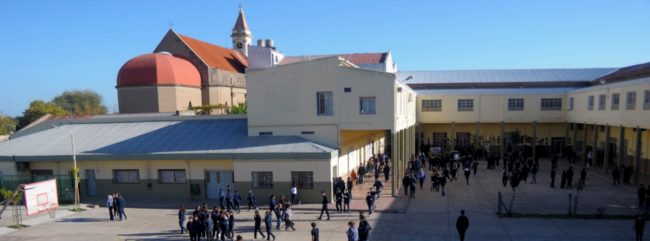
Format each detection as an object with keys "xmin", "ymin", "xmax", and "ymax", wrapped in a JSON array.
[{"xmin": 1, "ymin": 0, "xmax": 649, "ymax": 116}]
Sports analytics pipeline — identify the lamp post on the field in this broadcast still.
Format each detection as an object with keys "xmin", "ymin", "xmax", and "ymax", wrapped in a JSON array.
[{"xmin": 52, "ymin": 125, "xmax": 80, "ymax": 210}]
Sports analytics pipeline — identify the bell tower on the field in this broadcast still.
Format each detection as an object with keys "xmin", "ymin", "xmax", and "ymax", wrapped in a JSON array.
[{"xmin": 231, "ymin": 6, "xmax": 252, "ymax": 56}]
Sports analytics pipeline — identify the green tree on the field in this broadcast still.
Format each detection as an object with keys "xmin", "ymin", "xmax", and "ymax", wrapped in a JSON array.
[
  {"xmin": 17, "ymin": 100, "xmax": 67, "ymax": 129},
  {"xmin": 227, "ymin": 102, "xmax": 247, "ymax": 114},
  {"xmin": 0, "ymin": 113, "xmax": 17, "ymax": 135},
  {"xmin": 52, "ymin": 90, "xmax": 108, "ymax": 116}
]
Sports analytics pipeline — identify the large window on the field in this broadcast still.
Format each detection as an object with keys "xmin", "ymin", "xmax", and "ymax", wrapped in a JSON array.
[
  {"xmin": 541, "ymin": 98, "xmax": 562, "ymax": 111},
  {"xmin": 252, "ymin": 172, "xmax": 273, "ymax": 189},
  {"xmin": 113, "ymin": 169, "xmax": 140, "ymax": 183},
  {"xmin": 598, "ymin": 94, "xmax": 606, "ymax": 110},
  {"xmin": 644, "ymin": 90, "xmax": 650, "ymax": 110},
  {"xmin": 359, "ymin": 97, "xmax": 376, "ymax": 114},
  {"xmin": 457, "ymin": 99, "xmax": 474, "ymax": 112},
  {"xmin": 422, "ymin": 99, "xmax": 442, "ymax": 112},
  {"xmin": 507, "ymin": 98, "xmax": 524, "ymax": 111},
  {"xmin": 626, "ymin": 91, "xmax": 637, "ymax": 110},
  {"xmin": 611, "ymin": 93, "xmax": 620, "ymax": 110},
  {"xmin": 587, "ymin": 96, "xmax": 594, "ymax": 110},
  {"xmin": 291, "ymin": 172, "xmax": 314, "ymax": 189},
  {"xmin": 158, "ymin": 169, "xmax": 186, "ymax": 184},
  {"xmin": 432, "ymin": 132, "xmax": 447, "ymax": 148},
  {"xmin": 316, "ymin": 91, "xmax": 333, "ymax": 116},
  {"xmin": 568, "ymin": 97, "xmax": 574, "ymax": 111}
]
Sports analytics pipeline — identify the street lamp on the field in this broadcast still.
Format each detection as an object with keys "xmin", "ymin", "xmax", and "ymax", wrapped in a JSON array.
[{"xmin": 51, "ymin": 125, "xmax": 80, "ymax": 210}]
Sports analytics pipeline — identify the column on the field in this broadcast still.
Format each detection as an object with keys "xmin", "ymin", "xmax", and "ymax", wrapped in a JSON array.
[
  {"xmin": 635, "ymin": 127, "xmax": 643, "ymax": 184},
  {"xmin": 564, "ymin": 122, "xmax": 570, "ymax": 156},
  {"xmin": 450, "ymin": 122, "xmax": 456, "ymax": 151},
  {"xmin": 500, "ymin": 121, "xmax": 505, "ymax": 163},
  {"xmin": 391, "ymin": 131, "xmax": 397, "ymax": 196},
  {"xmin": 618, "ymin": 126, "xmax": 625, "ymax": 168},
  {"xmin": 532, "ymin": 121, "xmax": 537, "ymax": 163},
  {"xmin": 572, "ymin": 123, "xmax": 578, "ymax": 162},
  {"xmin": 604, "ymin": 125, "xmax": 611, "ymax": 173},
  {"xmin": 582, "ymin": 123, "xmax": 588, "ymax": 166},
  {"xmin": 593, "ymin": 124, "xmax": 599, "ymax": 167},
  {"xmin": 475, "ymin": 122, "xmax": 480, "ymax": 152}
]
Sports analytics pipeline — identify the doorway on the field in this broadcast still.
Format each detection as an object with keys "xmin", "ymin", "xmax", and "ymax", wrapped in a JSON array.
[
  {"xmin": 205, "ymin": 171, "xmax": 234, "ymax": 199},
  {"xmin": 85, "ymin": 169, "xmax": 96, "ymax": 196}
]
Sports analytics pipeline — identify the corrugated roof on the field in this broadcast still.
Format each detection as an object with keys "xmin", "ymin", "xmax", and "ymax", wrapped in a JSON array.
[
  {"xmin": 397, "ymin": 68, "xmax": 615, "ymax": 84},
  {"xmin": 178, "ymin": 34, "xmax": 248, "ymax": 73},
  {"xmin": 0, "ymin": 118, "xmax": 334, "ymax": 161},
  {"xmin": 280, "ymin": 53, "xmax": 387, "ymax": 66},
  {"xmin": 594, "ymin": 61, "xmax": 650, "ymax": 84},
  {"xmin": 415, "ymin": 87, "xmax": 576, "ymax": 96}
]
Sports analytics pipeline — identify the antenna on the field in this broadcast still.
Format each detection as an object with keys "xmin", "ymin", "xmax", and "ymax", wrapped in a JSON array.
[{"xmin": 169, "ymin": 21, "xmax": 173, "ymax": 30}]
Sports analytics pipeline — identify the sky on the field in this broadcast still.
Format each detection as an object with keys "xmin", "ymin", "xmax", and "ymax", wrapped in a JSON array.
[{"xmin": 1, "ymin": 0, "xmax": 649, "ymax": 117}]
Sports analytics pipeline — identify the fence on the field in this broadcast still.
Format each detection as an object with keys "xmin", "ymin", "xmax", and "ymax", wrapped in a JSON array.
[{"xmin": 0, "ymin": 175, "xmax": 74, "ymax": 203}]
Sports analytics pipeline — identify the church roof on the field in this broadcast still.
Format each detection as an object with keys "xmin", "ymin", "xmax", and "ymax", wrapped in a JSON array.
[
  {"xmin": 178, "ymin": 34, "xmax": 248, "ymax": 73},
  {"xmin": 280, "ymin": 52, "xmax": 388, "ymax": 66},
  {"xmin": 232, "ymin": 8, "xmax": 250, "ymax": 31}
]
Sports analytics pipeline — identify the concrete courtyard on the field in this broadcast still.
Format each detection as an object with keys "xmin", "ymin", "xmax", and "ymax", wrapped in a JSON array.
[{"xmin": 0, "ymin": 158, "xmax": 639, "ymax": 241}]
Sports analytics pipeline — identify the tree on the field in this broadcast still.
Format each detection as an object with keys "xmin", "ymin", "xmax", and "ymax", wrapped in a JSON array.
[
  {"xmin": 0, "ymin": 114, "xmax": 16, "ymax": 135},
  {"xmin": 17, "ymin": 100, "xmax": 67, "ymax": 129},
  {"xmin": 52, "ymin": 90, "xmax": 107, "ymax": 116},
  {"xmin": 227, "ymin": 102, "xmax": 247, "ymax": 114}
]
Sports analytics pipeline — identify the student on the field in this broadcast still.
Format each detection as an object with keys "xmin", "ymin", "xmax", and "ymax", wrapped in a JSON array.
[
  {"xmin": 311, "ymin": 222, "xmax": 320, "ymax": 241},
  {"xmin": 187, "ymin": 215, "xmax": 196, "ymax": 241},
  {"xmin": 317, "ymin": 191, "xmax": 330, "ymax": 220},
  {"xmin": 284, "ymin": 204, "xmax": 296, "ymax": 231},
  {"xmin": 117, "ymin": 193, "xmax": 127, "ymax": 221},
  {"xmin": 366, "ymin": 192, "xmax": 375, "ymax": 215},
  {"xmin": 210, "ymin": 207, "xmax": 220, "ymax": 240},
  {"xmin": 228, "ymin": 211, "xmax": 235, "ymax": 239},
  {"xmin": 178, "ymin": 205, "xmax": 186, "ymax": 234},
  {"xmin": 290, "ymin": 183, "xmax": 298, "ymax": 204},
  {"xmin": 343, "ymin": 191, "xmax": 351, "ymax": 213},
  {"xmin": 205, "ymin": 213, "xmax": 214, "ymax": 241},
  {"xmin": 253, "ymin": 210, "xmax": 266, "ymax": 239},
  {"xmin": 636, "ymin": 215, "xmax": 645, "ymax": 241},
  {"xmin": 219, "ymin": 189, "xmax": 225, "ymax": 209},
  {"xmin": 456, "ymin": 210, "xmax": 469, "ymax": 241},
  {"xmin": 264, "ymin": 211, "xmax": 276, "ymax": 241},
  {"xmin": 358, "ymin": 214, "xmax": 372, "ymax": 241},
  {"xmin": 248, "ymin": 190, "xmax": 257, "ymax": 211},
  {"xmin": 335, "ymin": 188, "xmax": 343, "ymax": 213},
  {"xmin": 107, "ymin": 194, "xmax": 114, "ymax": 221},
  {"xmin": 233, "ymin": 191, "xmax": 241, "ymax": 214},
  {"xmin": 347, "ymin": 221, "xmax": 359, "ymax": 241},
  {"xmin": 346, "ymin": 177, "xmax": 353, "ymax": 199}
]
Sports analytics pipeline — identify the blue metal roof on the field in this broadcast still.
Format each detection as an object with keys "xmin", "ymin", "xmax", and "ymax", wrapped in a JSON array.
[
  {"xmin": 397, "ymin": 68, "xmax": 616, "ymax": 84},
  {"xmin": 0, "ymin": 117, "xmax": 334, "ymax": 161}
]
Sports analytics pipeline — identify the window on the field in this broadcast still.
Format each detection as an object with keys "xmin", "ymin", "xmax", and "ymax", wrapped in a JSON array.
[
  {"xmin": 598, "ymin": 94, "xmax": 606, "ymax": 110},
  {"xmin": 626, "ymin": 91, "xmax": 637, "ymax": 110},
  {"xmin": 541, "ymin": 98, "xmax": 562, "ymax": 111},
  {"xmin": 259, "ymin": 132, "xmax": 273, "ymax": 136},
  {"xmin": 301, "ymin": 131, "xmax": 315, "ymax": 135},
  {"xmin": 291, "ymin": 171, "xmax": 314, "ymax": 189},
  {"xmin": 158, "ymin": 169, "xmax": 186, "ymax": 184},
  {"xmin": 252, "ymin": 172, "xmax": 273, "ymax": 189},
  {"xmin": 359, "ymin": 97, "xmax": 376, "ymax": 114},
  {"xmin": 587, "ymin": 96, "xmax": 594, "ymax": 110},
  {"xmin": 507, "ymin": 98, "xmax": 524, "ymax": 111},
  {"xmin": 317, "ymin": 91, "xmax": 333, "ymax": 116},
  {"xmin": 611, "ymin": 93, "xmax": 620, "ymax": 110},
  {"xmin": 568, "ymin": 97, "xmax": 574, "ymax": 111},
  {"xmin": 432, "ymin": 132, "xmax": 447, "ymax": 148},
  {"xmin": 457, "ymin": 99, "xmax": 474, "ymax": 112},
  {"xmin": 644, "ymin": 90, "xmax": 650, "ymax": 110},
  {"xmin": 422, "ymin": 99, "xmax": 442, "ymax": 112},
  {"xmin": 113, "ymin": 169, "xmax": 139, "ymax": 183},
  {"xmin": 344, "ymin": 87, "xmax": 351, "ymax": 93}
]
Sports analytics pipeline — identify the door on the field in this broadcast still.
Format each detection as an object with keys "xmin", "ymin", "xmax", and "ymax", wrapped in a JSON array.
[
  {"xmin": 551, "ymin": 138, "xmax": 565, "ymax": 156},
  {"xmin": 206, "ymin": 171, "xmax": 234, "ymax": 199},
  {"xmin": 85, "ymin": 169, "xmax": 96, "ymax": 196}
]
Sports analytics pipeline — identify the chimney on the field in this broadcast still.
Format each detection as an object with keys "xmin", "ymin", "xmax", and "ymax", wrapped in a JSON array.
[
  {"xmin": 257, "ymin": 39, "xmax": 266, "ymax": 47},
  {"xmin": 265, "ymin": 39, "xmax": 275, "ymax": 50}
]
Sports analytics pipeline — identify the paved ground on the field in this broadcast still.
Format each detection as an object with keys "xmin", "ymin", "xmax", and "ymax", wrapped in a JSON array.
[{"xmin": 0, "ymin": 158, "xmax": 640, "ymax": 240}]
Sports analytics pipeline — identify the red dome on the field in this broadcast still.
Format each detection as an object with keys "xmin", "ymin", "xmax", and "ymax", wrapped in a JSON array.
[{"xmin": 117, "ymin": 53, "xmax": 201, "ymax": 87}]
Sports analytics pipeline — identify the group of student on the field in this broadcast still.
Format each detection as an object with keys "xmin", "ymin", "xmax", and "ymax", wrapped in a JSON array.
[
  {"xmin": 181, "ymin": 204, "xmax": 237, "ymax": 241},
  {"xmin": 105, "ymin": 193, "xmax": 127, "ymax": 221}
]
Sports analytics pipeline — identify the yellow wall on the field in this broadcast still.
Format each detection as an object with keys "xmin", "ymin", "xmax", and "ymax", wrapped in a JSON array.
[{"xmin": 335, "ymin": 130, "xmax": 386, "ymax": 177}]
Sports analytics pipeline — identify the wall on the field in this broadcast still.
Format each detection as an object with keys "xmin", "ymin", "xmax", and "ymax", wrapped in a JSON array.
[
  {"xmin": 335, "ymin": 130, "xmax": 387, "ymax": 178},
  {"xmin": 567, "ymin": 77, "xmax": 650, "ymax": 129},
  {"xmin": 157, "ymin": 86, "xmax": 202, "ymax": 113},
  {"xmin": 117, "ymin": 87, "xmax": 159, "ymax": 113},
  {"xmin": 207, "ymin": 86, "xmax": 247, "ymax": 109},
  {"xmin": 0, "ymin": 162, "xmax": 16, "ymax": 176}
]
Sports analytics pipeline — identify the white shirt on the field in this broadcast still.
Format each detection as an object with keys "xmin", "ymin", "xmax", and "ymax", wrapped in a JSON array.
[{"xmin": 290, "ymin": 187, "xmax": 297, "ymax": 195}]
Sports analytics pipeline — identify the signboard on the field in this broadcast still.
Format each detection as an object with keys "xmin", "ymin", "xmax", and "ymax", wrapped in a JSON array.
[{"xmin": 23, "ymin": 179, "xmax": 59, "ymax": 216}]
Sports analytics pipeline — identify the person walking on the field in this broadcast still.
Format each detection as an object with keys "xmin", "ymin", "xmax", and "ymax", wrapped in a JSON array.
[
  {"xmin": 472, "ymin": 161, "xmax": 478, "ymax": 176},
  {"xmin": 187, "ymin": 215, "xmax": 197, "ymax": 241},
  {"xmin": 317, "ymin": 191, "xmax": 330, "ymax": 220},
  {"xmin": 117, "ymin": 193, "xmax": 127, "ymax": 221},
  {"xmin": 402, "ymin": 174, "xmax": 411, "ymax": 197},
  {"xmin": 233, "ymin": 191, "xmax": 242, "ymax": 214},
  {"xmin": 264, "ymin": 211, "xmax": 275, "ymax": 241},
  {"xmin": 343, "ymin": 191, "xmax": 351, "ymax": 213},
  {"xmin": 613, "ymin": 166, "xmax": 622, "ymax": 185},
  {"xmin": 579, "ymin": 168, "xmax": 587, "ymax": 186},
  {"xmin": 550, "ymin": 168, "xmax": 556, "ymax": 188},
  {"xmin": 383, "ymin": 164, "xmax": 390, "ymax": 182},
  {"xmin": 463, "ymin": 164, "xmax": 471, "ymax": 185},
  {"xmin": 439, "ymin": 174, "xmax": 447, "ymax": 196},
  {"xmin": 290, "ymin": 183, "xmax": 298, "ymax": 205},
  {"xmin": 335, "ymin": 188, "xmax": 343, "ymax": 213},
  {"xmin": 205, "ymin": 213, "xmax": 214, "ymax": 241},
  {"xmin": 253, "ymin": 210, "xmax": 266, "ymax": 239},
  {"xmin": 456, "ymin": 210, "xmax": 470, "ymax": 241},
  {"xmin": 228, "ymin": 211, "xmax": 235, "ymax": 239},
  {"xmin": 639, "ymin": 184, "xmax": 646, "ymax": 209},
  {"xmin": 248, "ymin": 190, "xmax": 257, "ymax": 211},
  {"xmin": 358, "ymin": 214, "xmax": 372, "ymax": 241},
  {"xmin": 284, "ymin": 204, "xmax": 296, "ymax": 231},
  {"xmin": 636, "ymin": 215, "xmax": 646, "ymax": 241},
  {"xmin": 311, "ymin": 222, "xmax": 320, "ymax": 241},
  {"xmin": 178, "ymin": 205, "xmax": 187, "ymax": 234},
  {"xmin": 346, "ymin": 177, "xmax": 353, "ymax": 199},
  {"xmin": 366, "ymin": 192, "xmax": 375, "ymax": 215},
  {"xmin": 347, "ymin": 221, "xmax": 359, "ymax": 241},
  {"xmin": 107, "ymin": 194, "xmax": 114, "ymax": 221}
]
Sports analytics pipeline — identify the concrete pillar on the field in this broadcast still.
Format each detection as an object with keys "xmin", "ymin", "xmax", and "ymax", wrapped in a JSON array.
[
  {"xmin": 475, "ymin": 122, "xmax": 480, "ymax": 151},
  {"xmin": 564, "ymin": 122, "xmax": 570, "ymax": 156},
  {"xmin": 532, "ymin": 121, "xmax": 538, "ymax": 163},
  {"xmin": 604, "ymin": 125, "xmax": 611, "ymax": 173},
  {"xmin": 618, "ymin": 126, "xmax": 625, "ymax": 168},
  {"xmin": 572, "ymin": 123, "xmax": 578, "ymax": 162},
  {"xmin": 582, "ymin": 123, "xmax": 588, "ymax": 166},
  {"xmin": 500, "ymin": 121, "xmax": 505, "ymax": 163},
  {"xmin": 450, "ymin": 122, "xmax": 456, "ymax": 151},
  {"xmin": 391, "ymin": 131, "xmax": 397, "ymax": 196},
  {"xmin": 635, "ymin": 127, "xmax": 642, "ymax": 184},
  {"xmin": 593, "ymin": 124, "xmax": 599, "ymax": 167}
]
